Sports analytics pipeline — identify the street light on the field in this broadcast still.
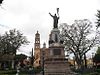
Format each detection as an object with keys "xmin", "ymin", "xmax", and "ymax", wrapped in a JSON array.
[
  {"xmin": 31, "ymin": 48, "xmax": 34, "ymax": 66},
  {"xmin": 73, "ymin": 56, "xmax": 76, "ymax": 69},
  {"xmin": 92, "ymin": 53, "xmax": 94, "ymax": 67},
  {"xmin": 42, "ymin": 55, "xmax": 44, "ymax": 75},
  {"xmin": 29, "ymin": 48, "xmax": 34, "ymax": 74}
]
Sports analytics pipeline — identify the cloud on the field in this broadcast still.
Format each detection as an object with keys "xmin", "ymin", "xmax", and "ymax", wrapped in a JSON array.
[{"xmin": 0, "ymin": 0, "xmax": 99, "ymax": 56}]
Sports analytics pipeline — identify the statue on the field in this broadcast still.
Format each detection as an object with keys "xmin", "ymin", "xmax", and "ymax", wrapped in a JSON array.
[{"xmin": 49, "ymin": 8, "xmax": 60, "ymax": 29}]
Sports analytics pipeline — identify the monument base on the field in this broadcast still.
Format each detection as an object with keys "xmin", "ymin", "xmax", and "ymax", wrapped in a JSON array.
[{"xmin": 44, "ymin": 58, "xmax": 73, "ymax": 75}]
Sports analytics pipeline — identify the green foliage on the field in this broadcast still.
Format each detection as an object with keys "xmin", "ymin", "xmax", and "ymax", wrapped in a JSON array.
[
  {"xmin": 95, "ymin": 69, "xmax": 100, "ymax": 73},
  {"xmin": 0, "ymin": 29, "xmax": 29, "ymax": 55},
  {"xmin": 93, "ymin": 47, "xmax": 100, "ymax": 64},
  {"xmin": 93, "ymin": 54, "xmax": 100, "ymax": 63},
  {"xmin": 0, "ymin": 66, "xmax": 42, "ymax": 75},
  {"xmin": 96, "ymin": 10, "xmax": 100, "ymax": 28},
  {"xmin": 34, "ymin": 66, "xmax": 42, "ymax": 74},
  {"xmin": 96, "ymin": 47, "xmax": 100, "ymax": 54},
  {"xmin": 17, "ymin": 66, "xmax": 42, "ymax": 74},
  {"xmin": 15, "ymin": 54, "xmax": 27, "ymax": 62},
  {"xmin": 84, "ymin": 72, "xmax": 99, "ymax": 75},
  {"xmin": 0, "ymin": 70, "xmax": 16, "ymax": 74}
]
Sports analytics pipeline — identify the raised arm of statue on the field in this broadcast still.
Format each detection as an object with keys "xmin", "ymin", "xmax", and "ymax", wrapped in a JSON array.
[
  {"xmin": 49, "ymin": 12, "xmax": 53, "ymax": 17},
  {"xmin": 49, "ymin": 9, "xmax": 60, "ymax": 29}
]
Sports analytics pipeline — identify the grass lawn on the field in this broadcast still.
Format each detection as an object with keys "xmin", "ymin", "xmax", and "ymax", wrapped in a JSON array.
[{"xmin": 0, "ymin": 70, "xmax": 16, "ymax": 74}]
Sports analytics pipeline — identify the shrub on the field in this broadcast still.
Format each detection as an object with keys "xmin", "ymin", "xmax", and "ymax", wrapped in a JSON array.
[{"xmin": 0, "ymin": 70, "xmax": 16, "ymax": 74}]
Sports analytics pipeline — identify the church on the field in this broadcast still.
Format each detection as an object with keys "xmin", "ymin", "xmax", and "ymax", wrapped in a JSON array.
[{"xmin": 34, "ymin": 8, "xmax": 72, "ymax": 75}]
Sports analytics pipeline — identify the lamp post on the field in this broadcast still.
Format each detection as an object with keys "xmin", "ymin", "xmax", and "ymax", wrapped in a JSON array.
[
  {"xmin": 73, "ymin": 56, "xmax": 76, "ymax": 69},
  {"xmin": 92, "ymin": 53, "xmax": 94, "ymax": 67},
  {"xmin": 42, "ymin": 54, "xmax": 44, "ymax": 75},
  {"xmin": 29, "ymin": 48, "xmax": 34, "ymax": 75},
  {"xmin": 31, "ymin": 48, "xmax": 34, "ymax": 66}
]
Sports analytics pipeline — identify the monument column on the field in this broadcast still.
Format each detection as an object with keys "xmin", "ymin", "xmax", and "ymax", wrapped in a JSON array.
[{"xmin": 44, "ymin": 8, "xmax": 72, "ymax": 75}]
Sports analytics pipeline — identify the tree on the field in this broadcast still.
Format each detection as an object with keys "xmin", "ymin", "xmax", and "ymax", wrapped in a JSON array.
[
  {"xmin": 0, "ymin": 0, "xmax": 3, "ymax": 4},
  {"xmin": 96, "ymin": 47, "xmax": 100, "ymax": 54},
  {"xmin": 15, "ymin": 54, "xmax": 27, "ymax": 62},
  {"xmin": 0, "ymin": 29, "xmax": 29, "ymax": 55},
  {"xmin": 15, "ymin": 54, "xmax": 27, "ymax": 66},
  {"xmin": 96, "ymin": 10, "xmax": 100, "ymax": 28},
  {"xmin": 93, "ymin": 47, "xmax": 100, "ymax": 67},
  {"xmin": 59, "ymin": 19, "xmax": 100, "ymax": 69}
]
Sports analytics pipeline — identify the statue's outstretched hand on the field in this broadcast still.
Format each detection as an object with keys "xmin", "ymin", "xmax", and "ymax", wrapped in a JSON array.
[{"xmin": 49, "ymin": 12, "xmax": 50, "ymax": 14}]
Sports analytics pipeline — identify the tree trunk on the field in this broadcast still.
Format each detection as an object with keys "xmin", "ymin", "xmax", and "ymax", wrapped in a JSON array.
[
  {"xmin": 12, "ymin": 60, "xmax": 14, "ymax": 69},
  {"xmin": 75, "ymin": 56, "xmax": 84, "ymax": 69},
  {"xmin": 84, "ymin": 53, "xmax": 87, "ymax": 68}
]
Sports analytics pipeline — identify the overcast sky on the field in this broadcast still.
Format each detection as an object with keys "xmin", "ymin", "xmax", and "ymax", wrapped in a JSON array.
[{"xmin": 0, "ymin": 0, "xmax": 100, "ymax": 56}]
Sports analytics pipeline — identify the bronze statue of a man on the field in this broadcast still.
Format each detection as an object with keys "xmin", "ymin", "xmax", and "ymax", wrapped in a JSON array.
[{"xmin": 49, "ymin": 8, "xmax": 59, "ymax": 29}]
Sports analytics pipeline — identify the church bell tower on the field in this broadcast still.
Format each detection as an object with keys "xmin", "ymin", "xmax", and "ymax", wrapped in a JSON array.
[
  {"xmin": 34, "ymin": 31, "xmax": 40, "ymax": 49},
  {"xmin": 34, "ymin": 31, "xmax": 40, "ymax": 67}
]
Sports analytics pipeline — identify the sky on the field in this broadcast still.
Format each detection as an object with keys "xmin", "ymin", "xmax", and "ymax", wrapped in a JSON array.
[{"xmin": 0, "ymin": 0, "xmax": 100, "ymax": 57}]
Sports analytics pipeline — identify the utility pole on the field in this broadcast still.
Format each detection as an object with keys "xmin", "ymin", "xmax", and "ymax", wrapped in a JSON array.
[
  {"xmin": 31, "ymin": 48, "xmax": 34, "ymax": 66},
  {"xmin": 29, "ymin": 48, "xmax": 34, "ymax": 75},
  {"xmin": 92, "ymin": 53, "xmax": 94, "ymax": 67}
]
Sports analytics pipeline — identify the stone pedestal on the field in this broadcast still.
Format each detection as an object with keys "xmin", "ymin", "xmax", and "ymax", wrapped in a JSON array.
[
  {"xmin": 43, "ymin": 43, "xmax": 72, "ymax": 75},
  {"xmin": 44, "ymin": 58, "xmax": 71, "ymax": 75},
  {"xmin": 43, "ymin": 26, "xmax": 73, "ymax": 75}
]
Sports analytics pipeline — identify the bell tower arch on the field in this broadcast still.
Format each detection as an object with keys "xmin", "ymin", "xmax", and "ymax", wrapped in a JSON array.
[{"xmin": 34, "ymin": 31, "xmax": 40, "ymax": 49}]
